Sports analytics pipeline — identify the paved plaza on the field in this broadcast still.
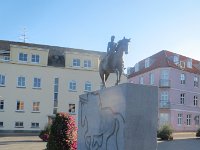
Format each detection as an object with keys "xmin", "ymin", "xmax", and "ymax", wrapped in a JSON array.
[{"xmin": 0, "ymin": 133, "xmax": 199, "ymax": 150}]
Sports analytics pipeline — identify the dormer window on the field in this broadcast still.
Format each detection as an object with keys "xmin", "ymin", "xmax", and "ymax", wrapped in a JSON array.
[
  {"xmin": 173, "ymin": 55, "xmax": 179, "ymax": 65},
  {"xmin": 180, "ymin": 61, "xmax": 185, "ymax": 69},
  {"xmin": 135, "ymin": 63, "xmax": 139, "ymax": 72},
  {"xmin": 145, "ymin": 58, "xmax": 150, "ymax": 68},
  {"xmin": 187, "ymin": 58, "xmax": 192, "ymax": 68}
]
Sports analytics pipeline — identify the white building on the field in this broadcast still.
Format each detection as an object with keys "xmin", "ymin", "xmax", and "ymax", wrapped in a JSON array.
[{"xmin": 0, "ymin": 40, "xmax": 125, "ymax": 133}]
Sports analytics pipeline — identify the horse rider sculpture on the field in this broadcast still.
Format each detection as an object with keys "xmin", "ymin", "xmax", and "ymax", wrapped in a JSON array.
[{"xmin": 107, "ymin": 35, "xmax": 117, "ymax": 68}]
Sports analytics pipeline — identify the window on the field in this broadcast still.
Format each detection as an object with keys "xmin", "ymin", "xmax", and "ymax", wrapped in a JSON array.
[
  {"xmin": 0, "ymin": 122, "xmax": 3, "ymax": 127},
  {"xmin": 31, "ymin": 54, "xmax": 40, "ymax": 63},
  {"xmin": 194, "ymin": 76, "xmax": 199, "ymax": 87},
  {"xmin": 159, "ymin": 113, "xmax": 169, "ymax": 126},
  {"xmin": 84, "ymin": 60, "xmax": 91, "ymax": 68},
  {"xmin": 0, "ymin": 74, "xmax": 5, "ymax": 86},
  {"xmin": 134, "ymin": 63, "xmax": 139, "ymax": 72},
  {"xmin": 0, "ymin": 100, "xmax": 4, "ymax": 111},
  {"xmin": 69, "ymin": 104, "xmax": 75, "ymax": 114},
  {"xmin": 178, "ymin": 114, "xmax": 183, "ymax": 125},
  {"xmin": 145, "ymin": 58, "xmax": 150, "ymax": 68},
  {"xmin": 32, "ymin": 102, "xmax": 40, "ymax": 112},
  {"xmin": 53, "ymin": 78, "xmax": 59, "ymax": 114},
  {"xmin": 16, "ymin": 101, "xmax": 24, "ymax": 111},
  {"xmin": 195, "ymin": 116, "xmax": 199, "ymax": 125},
  {"xmin": 73, "ymin": 58, "xmax": 80, "ymax": 67},
  {"xmin": 160, "ymin": 91, "xmax": 169, "ymax": 107},
  {"xmin": 53, "ymin": 108, "xmax": 58, "ymax": 114},
  {"xmin": 31, "ymin": 122, "xmax": 39, "ymax": 128},
  {"xmin": 69, "ymin": 80, "xmax": 76, "ymax": 91},
  {"xmin": 186, "ymin": 114, "xmax": 191, "ymax": 126},
  {"xmin": 139, "ymin": 77, "xmax": 144, "ymax": 84},
  {"xmin": 3, "ymin": 56, "xmax": 10, "ymax": 61},
  {"xmin": 19, "ymin": 53, "xmax": 27, "ymax": 62},
  {"xmin": 194, "ymin": 96, "xmax": 198, "ymax": 106},
  {"xmin": 180, "ymin": 93, "xmax": 185, "ymax": 104},
  {"xmin": 149, "ymin": 73, "xmax": 154, "ymax": 85},
  {"xmin": 85, "ymin": 81, "xmax": 91, "ymax": 91},
  {"xmin": 180, "ymin": 73, "xmax": 186, "ymax": 84},
  {"xmin": 173, "ymin": 55, "xmax": 179, "ymax": 64},
  {"xmin": 17, "ymin": 76, "xmax": 26, "ymax": 87},
  {"xmin": 187, "ymin": 58, "xmax": 192, "ymax": 68},
  {"xmin": 33, "ymin": 78, "xmax": 41, "ymax": 88},
  {"xmin": 15, "ymin": 121, "xmax": 24, "ymax": 128}
]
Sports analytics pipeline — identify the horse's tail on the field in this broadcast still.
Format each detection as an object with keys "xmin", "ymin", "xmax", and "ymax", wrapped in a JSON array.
[{"xmin": 114, "ymin": 113, "xmax": 125, "ymax": 150}]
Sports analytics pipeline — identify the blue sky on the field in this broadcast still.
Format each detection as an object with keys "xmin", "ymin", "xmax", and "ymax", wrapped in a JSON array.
[{"xmin": 1, "ymin": 0, "xmax": 200, "ymax": 70}]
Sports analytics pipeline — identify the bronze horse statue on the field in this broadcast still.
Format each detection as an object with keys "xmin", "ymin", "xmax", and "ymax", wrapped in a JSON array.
[{"xmin": 99, "ymin": 37, "xmax": 130, "ymax": 88}]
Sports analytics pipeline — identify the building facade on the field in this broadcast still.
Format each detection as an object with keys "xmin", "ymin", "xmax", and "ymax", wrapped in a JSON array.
[
  {"xmin": 128, "ymin": 50, "xmax": 200, "ymax": 132},
  {"xmin": 0, "ymin": 40, "xmax": 124, "ymax": 133}
]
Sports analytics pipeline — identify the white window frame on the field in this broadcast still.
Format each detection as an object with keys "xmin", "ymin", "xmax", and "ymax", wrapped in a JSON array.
[
  {"xmin": 149, "ymin": 73, "xmax": 154, "ymax": 85},
  {"xmin": 180, "ymin": 73, "xmax": 186, "ymax": 84},
  {"xmin": 187, "ymin": 58, "xmax": 192, "ymax": 68},
  {"xmin": 145, "ymin": 58, "xmax": 150, "ymax": 68},
  {"xmin": 194, "ymin": 96, "xmax": 198, "ymax": 106},
  {"xmin": 0, "ymin": 74, "xmax": 5, "ymax": 86},
  {"xmin": 178, "ymin": 113, "xmax": 183, "ymax": 125},
  {"xmin": 3, "ymin": 56, "xmax": 10, "ymax": 61},
  {"xmin": 15, "ymin": 121, "xmax": 24, "ymax": 128},
  {"xmin": 69, "ymin": 80, "xmax": 77, "ymax": 91},
  {"xmin": 160, "ymin": 91, "xmax": 169, "ymax": 107},
  {"xmin": 186, "ymin": 114, "xmax": 191, "ymax": 126},
  {"xmin": 18, "ymin": 53, "xmax": 28, "ymax": 62},
  {"xmin": 180, "ymin": 93, "xmax": 185, "ymax": 104},
  {"xmin": 31, "ymin": 54, "xmax": 40, "ymax": 63},
  {"xmin": 0, "ymin": 100, "xmax": 4, "ymax": 111},
  {"xmin": 17, "ymin": 76, "xmax": 26, "ymax": 88},
  {"xmin": 195, "ymin": 116, "xmax": 200, "ymax": 125},
  {"xmin": 33, "ymin": 78, "xmax": 41, "ymax": 89},
  {"xmin": 159, "ymin": 113, "xmax": 169, "ymax": 126},
  {"xmin": 139, "ymin": 76, "xmax": 144, "ymax": 84},
  {"xmin": 16, "ymin": 100, "xmax": 24, "ymax": 112},
  {"xmin": 84, "ymin": 60, "xmax": 91, "ymax": 68},
  {"xmin": 31, "ymin": 122, "xmax": 40, "ymax": 128},
  {"xmin": 173, "ymin": 55, "xmax": 179, "ymax": 64},
  {"xmin": 84, "ymin": 81, "xmax": 92, "ymax": 92},
  {"xmin": 69, "ymin": 103, "xmax": 76, "ymax": 114},
  {"xmin": 73, "ymin": 58, "xmax": 80, "ymax": 67},
  {"xmin": 134, "ymin": 63, "xmax": 139, "ymax": 72},
  {"xmin": 32, "ymin": 102, "xmax": 40, "ymax": 112},
  {"xmin": 194, "ymin": 76, "xmax": 199, "ymax": 87}
]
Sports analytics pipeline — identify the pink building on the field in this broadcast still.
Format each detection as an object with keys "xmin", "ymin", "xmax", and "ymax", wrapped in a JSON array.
[{"xmin": 128, "ymin": 50, "xmax": 200, "ymax": 132}]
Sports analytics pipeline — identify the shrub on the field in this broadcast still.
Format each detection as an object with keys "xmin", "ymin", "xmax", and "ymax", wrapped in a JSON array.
[
  {"xmin": 196, "ymin": 128, "xmax": 200, "ymax": 137},
  {"xmin": 46, "ymin": 112, "xmax": 77, "ymax": 150},
  {"xmin": 157, "ymin": 124, "xmax": 173, "ymax": 140},
  {"xmin": 39, "ymin": 124, "xmax": 51, "ymax": 142}
]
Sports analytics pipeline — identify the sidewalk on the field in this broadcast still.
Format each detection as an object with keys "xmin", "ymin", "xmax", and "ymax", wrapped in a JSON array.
[{"xmin": 173, "ymin": 132, "xmax": 196, "ymax": 139}]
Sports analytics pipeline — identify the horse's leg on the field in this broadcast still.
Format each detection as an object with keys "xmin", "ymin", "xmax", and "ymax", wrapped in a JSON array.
[
  {"xmin": 115, "ymin": 69, "xmax": 119, "ymax": 85},
  {"xmin": 105, "ymin": 73, "xmax": 109, "ymax": 82},
  {"xmin": 100, "ymin": 72, "xmax": 105, "ymax": 88},
  {"xmin": 118, "ymin": 68, "xmax": 122, "ymax": 83}
]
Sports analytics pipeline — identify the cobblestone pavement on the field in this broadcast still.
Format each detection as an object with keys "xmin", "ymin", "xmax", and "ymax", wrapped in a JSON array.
[{"xmin": 0, "ymin": 133, "xmax": 199, "ymax": 150}]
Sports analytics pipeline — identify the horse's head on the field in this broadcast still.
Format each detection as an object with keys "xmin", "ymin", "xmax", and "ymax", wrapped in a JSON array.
[{"xmin": 117, "ymin": 37, "xmax": 130, "ymax": 54}]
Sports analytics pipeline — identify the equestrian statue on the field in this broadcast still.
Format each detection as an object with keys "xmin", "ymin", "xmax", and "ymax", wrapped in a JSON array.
[{"xmin": 99, "ymin": 36, "xmax": 130, "ymax": 88}]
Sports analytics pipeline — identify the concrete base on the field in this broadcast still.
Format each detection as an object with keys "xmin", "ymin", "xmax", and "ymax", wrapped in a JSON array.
[{"xmin": 78, "ymin": 83, "xmax": 158, "ymax": 150}]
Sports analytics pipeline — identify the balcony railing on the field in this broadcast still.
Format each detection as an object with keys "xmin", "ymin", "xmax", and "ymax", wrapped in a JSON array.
[
  {"xmin": 160, "ymin": 102, "xmax": 170, "ymax": 108},
  {"xmin": 159, "ymin": 79, "xmax": 171, "ymax": 88}
]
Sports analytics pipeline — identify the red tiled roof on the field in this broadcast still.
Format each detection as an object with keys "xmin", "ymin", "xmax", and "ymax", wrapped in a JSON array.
[{"xmin": 128, "ymin": 50, "xmax": 200, "ymax": 78}]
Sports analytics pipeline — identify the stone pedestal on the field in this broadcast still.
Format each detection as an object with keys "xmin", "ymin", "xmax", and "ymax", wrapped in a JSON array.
[{"xmin": 78, "ymin": 83, "xmax": 158, "ymax": 150}]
